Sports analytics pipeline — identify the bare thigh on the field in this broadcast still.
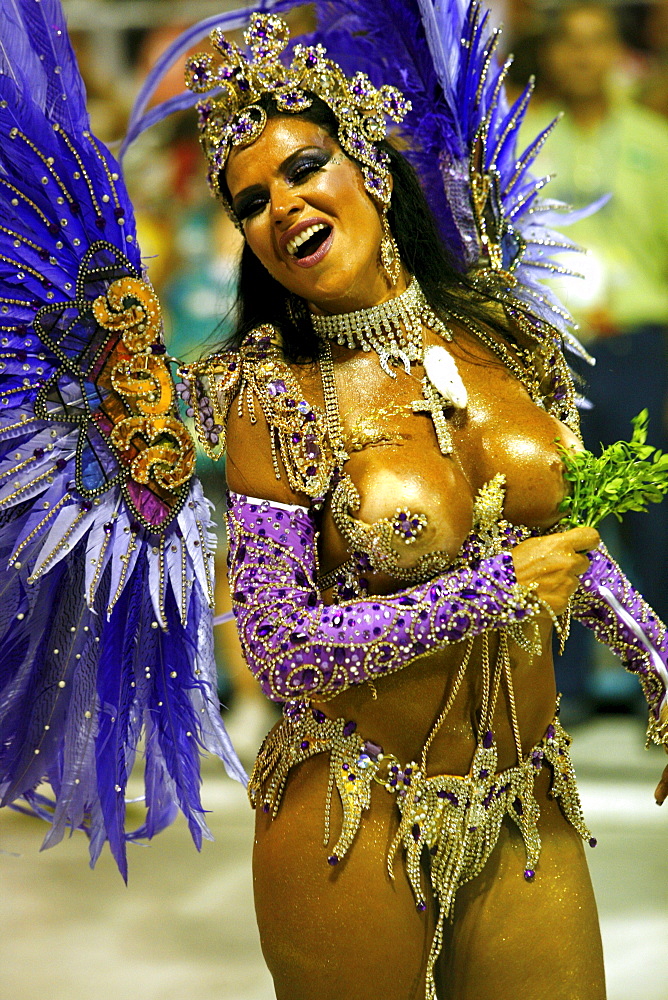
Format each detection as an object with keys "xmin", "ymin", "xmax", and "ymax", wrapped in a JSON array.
[
  {"xmin": 252, "ymin": 756, "xmax": 436, "ymax": 1000},
  {"xmin": 437, "ymin": 768, "xmax": 606, "ymax": 1000}
]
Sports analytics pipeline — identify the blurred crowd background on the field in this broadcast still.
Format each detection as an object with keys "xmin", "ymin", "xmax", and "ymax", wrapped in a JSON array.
[{"xmin": 66, "ymin": 0, "xmax": 668, "ymax": 746}]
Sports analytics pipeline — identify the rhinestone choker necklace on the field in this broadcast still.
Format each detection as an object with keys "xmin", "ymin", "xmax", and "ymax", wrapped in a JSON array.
[
  {"xmin": 311, "ymin": 279, "xmax": 452, "ymax": 377},
  {"xmin": 313, "ymin": 279, "xmax": 468, "ymax": 456}
]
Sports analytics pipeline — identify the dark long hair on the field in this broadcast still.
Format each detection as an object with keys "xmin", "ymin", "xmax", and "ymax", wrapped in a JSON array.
[{"xmin": 217, "ymin": 93, "xmax": 506, "ymax": 362}]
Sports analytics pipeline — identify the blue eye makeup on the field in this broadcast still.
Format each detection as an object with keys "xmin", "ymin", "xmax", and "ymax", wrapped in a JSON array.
[{"xmin": 234, "ymin": 148, "xmax": 333, "ymax": 222}]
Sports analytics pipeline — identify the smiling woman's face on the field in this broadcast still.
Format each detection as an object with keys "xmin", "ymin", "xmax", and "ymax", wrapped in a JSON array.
[{"xmin": 225, "ymin": 115, "xmax": 399, "ymax": 314}]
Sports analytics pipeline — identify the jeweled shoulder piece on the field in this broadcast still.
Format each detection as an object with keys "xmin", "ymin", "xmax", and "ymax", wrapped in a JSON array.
[
  {"xmin": 184, "ymin": 12, "xmax": 411, "ymax": 214},
  {"xmin": 182, "ymin": 326, "xmax": 336, "ymax": 499}
]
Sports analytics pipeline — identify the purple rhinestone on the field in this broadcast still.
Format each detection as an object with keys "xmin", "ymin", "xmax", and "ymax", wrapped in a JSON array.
[
  {"xmin": 327, "ymin": 854, "xmax": 339, "ymax": 866},
  {"xmin": 300, "ymin": 740, "xmax": 309, "ymax": 750},
  {"xmin": 524, "ymin": 869, "xmax": 535, "ymax": 880},
  {"xmin": 103, "ymin": 522, "xmax": 113, "ymax": 534},
  {"xmin": 304, "ymin": 433, "xmax": 321, "ymax": 460},
  {"xmin": 483, "ymin": 730, "xmax": 494, "ymax": 750},
  {"xmin": 80, "ymin": 500, "xmax": 92, "ymax": 513},
  {"xmin": 33, "ymin": 447, "xmax": 45, "ymax": 459},
  {"xmin": 589, "ymin": 837, "xmax": 597, "ymax": 848},
  {"xmin": 343, "ymin": 720, "xmax": 357, "ymax": 737},
  {"xmin": 417, "ymin": 901, "xmax": 427, "ymax": 912}
]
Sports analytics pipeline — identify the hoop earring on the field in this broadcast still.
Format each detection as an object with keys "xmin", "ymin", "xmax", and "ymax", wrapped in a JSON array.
[{"xmin": 380, "ymin": 211, "xmax": 402, "ymax": 287}]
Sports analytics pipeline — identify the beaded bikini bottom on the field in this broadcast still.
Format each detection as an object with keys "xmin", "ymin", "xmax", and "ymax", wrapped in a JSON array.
[{"xmin": 249, "ymin": 702, "xmax": 595, "ymax": 1000}]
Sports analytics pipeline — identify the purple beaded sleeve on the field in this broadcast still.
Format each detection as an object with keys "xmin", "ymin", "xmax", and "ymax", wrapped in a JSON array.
[
  {"xmin": 226, "ymin": 492, "xmax": 541, "ymax": 703},
  {"xmin": 573, "ymin": 545, "xmax": 668, "ymax": 744}
]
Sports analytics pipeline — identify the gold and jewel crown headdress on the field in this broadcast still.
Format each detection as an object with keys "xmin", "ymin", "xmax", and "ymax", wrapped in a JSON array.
[{"xmin": 184, "ymin": 12, "xmax": 411, "ymax": 219}]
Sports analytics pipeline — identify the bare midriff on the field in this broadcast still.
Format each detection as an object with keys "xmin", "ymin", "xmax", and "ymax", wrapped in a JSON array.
[{"xmin": 310, "ymin": 324, "xmax": 582, "ymax": 776}]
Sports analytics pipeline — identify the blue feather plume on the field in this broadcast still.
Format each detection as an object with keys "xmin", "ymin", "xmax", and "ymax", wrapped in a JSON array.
[{"xmin": 0, "ymin": 0, "xmax": 246, "ymax": 877}]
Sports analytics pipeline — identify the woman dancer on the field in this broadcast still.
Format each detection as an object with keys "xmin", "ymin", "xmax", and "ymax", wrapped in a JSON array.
[{"xmin": 178, "ymin": 10, "xmax": 668, "ymax": 999}]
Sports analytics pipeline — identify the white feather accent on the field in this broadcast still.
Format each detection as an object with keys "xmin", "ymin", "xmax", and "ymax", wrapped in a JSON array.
[{"xmin": 423, "ymin": 345, "xmax": 468, "ymax": 409}]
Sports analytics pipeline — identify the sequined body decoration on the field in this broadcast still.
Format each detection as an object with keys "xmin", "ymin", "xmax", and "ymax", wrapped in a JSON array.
[
  {"xmin": 250, "ymin": 704, "xmax": 594, "ymax": 999},
  {"xmin": 31, "ymin": 243, "xmax": 195, "ymax": 531}
]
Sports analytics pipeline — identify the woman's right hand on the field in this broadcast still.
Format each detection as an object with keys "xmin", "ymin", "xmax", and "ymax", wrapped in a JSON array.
[{"xmin": 512, "ymin": 527, "xmax": 601, "ymax": 616}]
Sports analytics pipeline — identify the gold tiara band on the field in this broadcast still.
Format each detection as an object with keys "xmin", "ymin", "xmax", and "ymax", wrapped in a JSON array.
[{"xmin": 185, "ymin": 12, "xmax": 411, "ymax": 221}]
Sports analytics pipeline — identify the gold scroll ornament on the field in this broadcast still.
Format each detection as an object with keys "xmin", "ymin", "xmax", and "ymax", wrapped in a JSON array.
[{"xmin": 93, "ymin": 276, "xmax": 194, "ymax": 490}]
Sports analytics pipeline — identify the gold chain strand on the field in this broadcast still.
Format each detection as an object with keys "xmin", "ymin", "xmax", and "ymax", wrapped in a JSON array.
[{"xmin": 420, "ymin": 636, "xmax": 474, "ymax": 771}]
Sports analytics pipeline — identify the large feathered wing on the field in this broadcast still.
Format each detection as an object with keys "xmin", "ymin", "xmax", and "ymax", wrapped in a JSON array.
[
  {"xmin": 305, "ymin": 0, "xmax": 595, "ymax": 344},
  {"xmin": 0, "ymin": 0, "xmax": 245, "ymax": 881}
]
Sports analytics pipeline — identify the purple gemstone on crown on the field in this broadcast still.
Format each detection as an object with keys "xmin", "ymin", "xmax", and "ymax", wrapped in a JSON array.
[
  {"xmin": 305, "ymin": 51, "xmax": 318, "ymax": 67},
  {"xmin": 483, "ymin": 730, "xmax": 494, "ymax": 749}
]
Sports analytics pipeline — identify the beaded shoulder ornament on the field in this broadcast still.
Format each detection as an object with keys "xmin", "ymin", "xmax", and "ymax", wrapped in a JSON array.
[
  {"xmin": 179, "ymin": 325, "xmax": 335, "ymax": 501},
  {"xmin": 184, "ymin": 12, "xmax": 411, "ymax": 218}
]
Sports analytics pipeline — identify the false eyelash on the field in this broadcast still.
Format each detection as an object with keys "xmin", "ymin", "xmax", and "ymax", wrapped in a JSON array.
[{"xmin": 236, "ymin": 153, "xmax": 331, "ymax": 220}]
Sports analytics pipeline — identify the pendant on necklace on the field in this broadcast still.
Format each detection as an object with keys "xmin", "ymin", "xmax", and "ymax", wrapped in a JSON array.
[
  {"xmin": 423, "ymin": 345, "xmax": 467, "ymax": 409},
  {"xmin": 378, "ymin": 348, "xmax": 412, "ymax": 378},
  {"xmin": 412, "ymin": 378, "xmax": 454, "ymax": 455},
  {"xmin": 411, "ymin": 346, "xmax": 467, "ymax": 456}
]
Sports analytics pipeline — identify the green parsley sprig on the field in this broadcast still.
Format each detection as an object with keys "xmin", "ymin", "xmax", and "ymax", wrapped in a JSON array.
[{"xmin": 559, "ymin": 410, "xmax": 668, "ymax": 528}]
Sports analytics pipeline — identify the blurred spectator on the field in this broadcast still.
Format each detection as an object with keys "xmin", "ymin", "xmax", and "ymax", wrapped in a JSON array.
[
  {"xmin": 638, "ymin": 0, "xmax": 668, "ymax": 118},
  {"xmin": 521, "ymin": 2, "xmax": 668, "ymax": 718}
]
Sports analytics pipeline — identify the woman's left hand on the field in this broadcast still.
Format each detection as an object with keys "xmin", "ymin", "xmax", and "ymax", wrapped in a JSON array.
[{"xmin": 655, "ymin": 752, "xmax": 668, "ymax": 805}]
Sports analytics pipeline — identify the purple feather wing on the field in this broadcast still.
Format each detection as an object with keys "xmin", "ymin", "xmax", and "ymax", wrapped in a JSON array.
[
  {"xmin": 304, "ymin": 0, "xmax": 589, "ymax": 339},
  {"xmin": 0, "ymin": 0, "xmax": 245, "ymax": 879}
]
